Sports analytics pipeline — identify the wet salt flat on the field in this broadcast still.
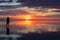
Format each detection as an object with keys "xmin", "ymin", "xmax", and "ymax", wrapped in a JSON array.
[{"xmin": 0, "ymin": 20, "xmax": 60, "ymax": 34}]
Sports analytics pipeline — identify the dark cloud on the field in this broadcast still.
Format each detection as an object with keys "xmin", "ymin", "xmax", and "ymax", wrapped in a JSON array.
[
  {"xmin": 19, "ymin": 0, "xmax": 60, "ymax": 8},
  {"xmin": 45, "ymin": 15, "xmax": 60, "ymax": 18},
  {"xmin": 52, "ymin": 10, "xmax": 60, "ymax": 12},
  {"xmin": 0, "ymin": 0, "xmax": 60, "ymax": 8},
  {"xmin": 0, "ymin": 10, "xmax": 28, "ymax": 15}
]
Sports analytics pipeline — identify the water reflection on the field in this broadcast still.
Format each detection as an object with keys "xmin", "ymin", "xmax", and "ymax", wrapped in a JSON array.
[
  {"xmin": 0, "ymin": 21, "xmax": 60, "ymax": 33},
  {"xmin": 0, "ymin": 19, "xmax": 60, "ymax": 34}
]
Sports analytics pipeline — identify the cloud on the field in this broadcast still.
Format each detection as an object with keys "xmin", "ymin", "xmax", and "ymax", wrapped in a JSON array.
[
  {"xmin": 52, "ymin": 10, "xmax": 60, "ymax": 12},
  {"xmin": 19, "ymin": 0, "xmax": 60, "ymax": 8},
  {"xmin": 0, "ymin": 7, "xmax": 60, "ymax": 18},
  {"xmin": 0, "ymin": 0, "xmax": 60, "ymax": 8},
  {"xmin": 20, "ymin": 7, "xmax": 60, "ymax": 16},
  {"xmin": 0, "ymin": 8, "xmax": 28, "ymax": 16}
]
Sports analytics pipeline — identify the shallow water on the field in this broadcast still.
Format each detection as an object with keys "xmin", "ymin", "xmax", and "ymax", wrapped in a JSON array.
[{"xmin": 0, "ymin": 19, "xmax": 60, "ymax": 34}]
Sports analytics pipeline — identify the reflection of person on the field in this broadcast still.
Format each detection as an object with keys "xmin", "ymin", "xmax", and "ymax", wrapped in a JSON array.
[{"xmin": 6, "ymin": 17, "xmax": 10, "ymax": 35}]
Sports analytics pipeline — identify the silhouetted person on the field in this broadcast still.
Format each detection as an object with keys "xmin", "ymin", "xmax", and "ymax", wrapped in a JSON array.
[{"xmin": 6, "ymin": 17, "xmax": 10, "ymax": 35}]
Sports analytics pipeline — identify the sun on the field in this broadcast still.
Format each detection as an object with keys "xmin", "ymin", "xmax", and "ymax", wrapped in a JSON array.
[
  {"xmin": 16, "ymin": 15, "xmax": 32, "ymax": 26},
  {"xmin": 23, "ymin": 15, "xmax": 32, "ymax": 26}
]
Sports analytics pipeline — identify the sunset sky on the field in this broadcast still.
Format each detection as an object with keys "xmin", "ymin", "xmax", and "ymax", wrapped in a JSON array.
[
  {"xmin": 0, "ymin": 0, "xmax": 60, "ymax": 17},
  {"xmin": 0, "ymin": 0, "xmax": 60, "ymax": 33}
]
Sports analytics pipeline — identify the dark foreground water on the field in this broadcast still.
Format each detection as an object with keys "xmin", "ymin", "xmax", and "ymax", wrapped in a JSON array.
[{"xmin": 0, "ymin": 32, "xmax": 60, "ymax": 40}]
